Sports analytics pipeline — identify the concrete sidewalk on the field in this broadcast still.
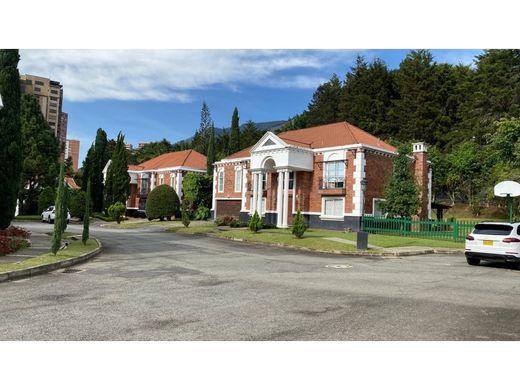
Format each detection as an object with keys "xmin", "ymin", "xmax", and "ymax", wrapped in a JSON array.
[{"xmin": 0, "ymin": 231, "xmax": 50, "ymax": 264}]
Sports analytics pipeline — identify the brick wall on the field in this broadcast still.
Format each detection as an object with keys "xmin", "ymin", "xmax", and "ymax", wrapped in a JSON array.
[
  {"xmin": 413, "ymin": 151, "xmax": 429, "ymax": 219},
  {"xmin": 364, "ymin": 152, "xmax": 393, "ymax": 214}
]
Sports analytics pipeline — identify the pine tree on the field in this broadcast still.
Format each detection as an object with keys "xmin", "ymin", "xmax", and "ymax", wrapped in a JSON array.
[
  {"xmin": 18, "ymin": 94, "xmax": 60, "ymax": 214},
  {"xmin": 306, "ymin": 74, "xmax": 342, "ymax": 127},
  {"xmin": 248, "ymin": 210, "xmax": 263, "ymax": 233},
  {"xmin": 228, "ymin": 107, "xmax": 240, "ymax": 154},
  {"xmin": 107, "ymin": 132, "xmax": 131, "ymax": 206},
  {"xmin": 207, "ymin": 122, "xmax": 215, "ymax": 174},
  {"xmin": 192, "ymin": 101, "xmax": 212, "ymax": 154},
  {"xmin": 292, "ymin": 209, "xmax": 306, "ymax": 238},
  {"xmin": 380, "ymin": 145, "xmax": 420, "ymax": 218},
  {"xmin": 82, "ymin": 179, "xmax": 91, "ymax": 245},
  {"xmin": 51, "ymin": 163, "xmax": 66, "ymax": 254},
  {"xmin": 338, "ymin": 56, "xmax": 397, "ymax": 138},
  {"xmin": 240, "ymin": 120, "xmax": 263, "ymax": 149},
  {"xmin": 0, "ymin": 49, "xmax": 22, "ymax": 229}
]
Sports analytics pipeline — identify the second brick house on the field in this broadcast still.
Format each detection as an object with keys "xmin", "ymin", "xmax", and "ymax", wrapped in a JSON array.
[{"xmin": 212, "ymin": 121, "xmax": 431, "ymax": 231}]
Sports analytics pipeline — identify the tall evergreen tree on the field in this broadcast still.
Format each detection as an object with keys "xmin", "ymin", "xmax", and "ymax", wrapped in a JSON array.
[
  {"xmin": 240, "ymin": 120, "xmax": 263, "ymax": 149},
  {"xmin": 0, "ymin": 49, "xmax": 22, "ymax": 229},
  {"xmin": 192, "ymin": 101, "xmax": 212, "ymax": 154},
  {"xmin": 339, "ymin": 56, "xmax": 397, "ymax": 138},
  {"xmin": 105, "ymin": 132, "xmax": 131, "ymax": 206},
  {"xmin": 90, "ymin": 128, "xmax": 110, "ymax": 212},
  {"xmin": 18, "ymin": 94, "xmax": 60, "ymax": 214},
  {"xmin": 51, "ymin": 163, "xmax": 66, "ymax": 254},
  {"xmin": 207, "ymin": 122, "xmax": 216, "ymax": 174},
  {"xmin": 228, "ymin": 107, "xmax": 240, "ymax": 154},
  {"xmin": 380, "ymin": 145, "xmax": 420, "ymax": 218},
  {"xmin": 82, "ymin": 179, "xmax": 91, "ymax": 245},
  {"xmin": 306, "ymin": 74, "xmax": 342, "ymax": 127},
  {"xmin": 216, "ymin": 128, "xmax": 230, "ymax": 160}
]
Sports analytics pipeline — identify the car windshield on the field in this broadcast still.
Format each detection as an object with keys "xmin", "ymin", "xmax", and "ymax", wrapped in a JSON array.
[{"xmin": 473, "ymin": 224, "xmax": 513, "ymax": 236}]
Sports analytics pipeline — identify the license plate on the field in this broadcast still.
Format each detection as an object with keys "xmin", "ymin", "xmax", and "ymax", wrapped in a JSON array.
[{"xmin": 483, "ymin": 240, "xmax": 493, "ymax": 246}]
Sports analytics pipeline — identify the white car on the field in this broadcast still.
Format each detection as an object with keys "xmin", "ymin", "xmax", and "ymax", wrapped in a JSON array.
[
  {"xmin": 465, "ymin": 222, "xmax": 520, "ymax": 268},
  {"xmin": 41, "ymin": 206, "xmax": 71, "ymax": 224}
]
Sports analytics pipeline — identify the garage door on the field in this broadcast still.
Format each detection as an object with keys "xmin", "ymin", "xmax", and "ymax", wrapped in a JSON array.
[{"xmin": 216, "ymin": 200, "xmax": 241, "ymax": 218}]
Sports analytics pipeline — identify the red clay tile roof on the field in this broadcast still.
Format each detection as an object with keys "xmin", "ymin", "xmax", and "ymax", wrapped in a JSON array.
[
  {"xmin": 64, "ymin": 177, "xmax": 79, "ymax": 189},
  {"xmin": 129, "ymin": 149, "xmax": 207, "ymax": 171},
  {"xmin": 278, "ymin": 121, "xmax": 397, "ymax": 151},
  {"xmin": 220, "ymin": 121, "xmax": 396, "ymax": 160}
]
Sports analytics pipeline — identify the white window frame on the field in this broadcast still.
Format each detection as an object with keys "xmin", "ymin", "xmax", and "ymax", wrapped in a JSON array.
[
  {"xmin": 159, "ymin": 174, "xmax": 164, "ymax": 185},
  {"xmin": 321, "ymin": 197, "xmax": 345, "ymax": 220},
  {"xmin": 372, "ymin": 198, "xmax": 385, "ymax": 217},
  {"xmin": 234, "ymin": 168, "xmax": 242, "ymax": 193},
  {"xmin": 170, "ymin": 174, "xmax": 174, "ymax": 188},
  {"xmin": 218, "ymin": 170, "xmax": 225, "ymax": 193}
]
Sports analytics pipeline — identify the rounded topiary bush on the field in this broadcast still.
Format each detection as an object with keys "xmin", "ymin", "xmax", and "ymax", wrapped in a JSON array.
[{"xmin": 145, "ymin": 184, "xmax": 180, "ymax": 221}]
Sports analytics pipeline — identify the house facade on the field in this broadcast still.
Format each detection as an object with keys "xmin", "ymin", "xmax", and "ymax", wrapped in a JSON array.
[
  {"xmin": 212, "ymin": 121, "xmax": 431, "ymax": 231},
  {"xmin": 104, "ymin": 149, "xmax": 207, "ymax": 212}
]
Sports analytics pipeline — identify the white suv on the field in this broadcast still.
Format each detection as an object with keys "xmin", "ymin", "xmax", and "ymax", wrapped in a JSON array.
[
  {"xmin": 465, "ymin": 222, "xmax": 520, "ymax": 268},
  {"xmin": 41, "ymin": 206, "xmax": 71, "ymax": 224}
]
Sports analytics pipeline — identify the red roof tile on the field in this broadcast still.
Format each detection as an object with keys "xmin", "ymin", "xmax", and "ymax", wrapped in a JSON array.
[
  {"xmin": 220, "ymin": 121, "xmax": 396, "ymax": 160},
  {"xmin": 129, "ymin": 149, "xmax": 207, "ymax": 171},
  {"xmin": 64, "ymin": 177, "xmax": 79, "ymax": 189}
]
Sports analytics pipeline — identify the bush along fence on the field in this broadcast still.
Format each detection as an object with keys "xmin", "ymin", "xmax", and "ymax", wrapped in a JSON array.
[{"xmin": 363, "ymin": 216, "xmax": 476, "ymax": 242}]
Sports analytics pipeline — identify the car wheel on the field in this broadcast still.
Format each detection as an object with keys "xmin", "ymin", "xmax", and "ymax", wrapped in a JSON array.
[
  {"xmin": 148, "ymin": 217, "xmax": 153, "ymax": 221},
  {"xmin": 466, "ymin": 257, "xmax": 480, "ymax": 266},
  {"xmin": 167, "ymin": 216, "xmax": 172, "ymax": 221},
  {"xmin": 48, "ymin": 217, "xmax": 52, "ymax": 224}
]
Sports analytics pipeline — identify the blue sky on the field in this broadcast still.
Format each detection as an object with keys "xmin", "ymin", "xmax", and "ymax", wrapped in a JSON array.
[{"xmin": 18, "ymin": 49, "xmax": 482, "ymax": 164}]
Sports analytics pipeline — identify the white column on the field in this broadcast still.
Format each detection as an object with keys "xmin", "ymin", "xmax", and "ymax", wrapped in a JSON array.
[
  {"xmin": 241, "ymin": 167, "xmax": 247, "ymax": 211},
  {"xmin": 251, "ymin": 172, "xmax": 258, "ymax": 214},
  {"xmin": 352, "ymin": 148, "xmax": 366, "ymax": 216},
  {"xmin": 151, "ymin": 172, "xmax": 156, "ymax": 191},
  {"xmin": 276, "ymin": 170, "xmax": 284, "ymax": 227},
  {"xmin": 256, "ymin": 172, "xmax": 263, "ymax": 214},
  {"xmin": 176, "ymin": 171, "xmax": 183, "ymax": 198},
  {"xmin": 292, "ymin": 171, "xmax": 297, "ymax": 214},
  {"xmin": 212, "ymin": 168, "xmax": 217, "ymax": 218},
  {"xmin": 282, "ymin": 170, "xmax": 290, "ymax": 227}
]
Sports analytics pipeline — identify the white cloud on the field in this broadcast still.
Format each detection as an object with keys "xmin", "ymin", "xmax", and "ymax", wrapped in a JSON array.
[{"xmin": 19, "ymin": 50, "xmax": 351, "ymax": 103}]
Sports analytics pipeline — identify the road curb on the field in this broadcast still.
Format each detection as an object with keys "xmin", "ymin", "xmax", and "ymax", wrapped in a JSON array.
[{"xmin": 0, "ymin": 238, "xmax": 102, "ymax": 283}]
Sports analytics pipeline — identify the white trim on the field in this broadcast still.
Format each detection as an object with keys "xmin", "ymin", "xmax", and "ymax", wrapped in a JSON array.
[
  {"xmin": 159, "ymin": 174, "xmax": 164, "ymax": 185},
  {"xmin": 241, "ymin": 166, "xmax": 247, "ymax": 211},
  {"xmin": 212, "ymin": 168, "xmax": 217, "ymax": 218},
  {"xmin": 321, "ymin": 197, "xmax": 345, "ymax": 219},
  {"xmin": 428, "ymin": 166, "xmax": 432, "ymax": 219},
  {"xmin": 217, "ymin": 170, "xmax": 225, "ymax": 193},
  {"xmin": 372, "ymin": 197, "xmax": 385, "ymax": 217},
  {"xmin": 351, "ymin": 148, "xmax": 366, "ymax": 216},
  {"xmin": 128, "ymin": 166, "xmax": 206, "ymax": 174},
  {"xmin": 313, "ymin": 143, "xmax": 397, "ymax": 156},
  {"xmin": 216, "ymin": 157, "xmax": 251, "ymax": 164}
]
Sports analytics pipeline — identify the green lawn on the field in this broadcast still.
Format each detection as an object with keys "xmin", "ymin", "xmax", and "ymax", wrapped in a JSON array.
[
  {"xmin": 214, "ymin": 228, "xmax": 464, "ymax": 251},
  {"xmin": 0, "ymin": 238, "xmax": 99, "ymax": 273},
  {"xmin": 14, "ymin": 215, "xmax": 41, "ymax": 221}
]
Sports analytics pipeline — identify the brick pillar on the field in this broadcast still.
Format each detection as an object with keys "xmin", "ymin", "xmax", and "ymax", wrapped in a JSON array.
[{"xmin": 413, "ymin": 142, "xmax": 430, "ymax": 219}]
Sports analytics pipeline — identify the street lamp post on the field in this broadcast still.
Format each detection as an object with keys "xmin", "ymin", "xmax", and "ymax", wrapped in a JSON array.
[{"xmin": 357, "ymin": 178, "xmax": 368, "ymax": 250}]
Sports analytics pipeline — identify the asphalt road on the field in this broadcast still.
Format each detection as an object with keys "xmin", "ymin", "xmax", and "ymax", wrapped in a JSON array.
[{"xmin": 1, "ymin": 221, "xmax": 519, "ymax": 340}]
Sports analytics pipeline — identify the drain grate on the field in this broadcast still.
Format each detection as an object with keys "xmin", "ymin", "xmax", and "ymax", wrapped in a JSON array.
[
  {"xmin": 325, "ymin": 264, "xmax": 352, "ymax": 269},
  {"xmin": 62, "ymin": 268, "xmax": 84, "ymax": 274}
]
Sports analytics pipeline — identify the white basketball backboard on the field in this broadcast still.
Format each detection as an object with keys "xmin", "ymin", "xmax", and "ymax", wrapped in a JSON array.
[{"xmin": 494, "ymin": 181, "xmax": 520, "ymax": 197}]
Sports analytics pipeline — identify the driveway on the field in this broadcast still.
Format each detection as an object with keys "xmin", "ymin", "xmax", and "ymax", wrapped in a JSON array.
[{"xmin": 1, "ymin": 221, "xmax": 519, "ymax": 340}]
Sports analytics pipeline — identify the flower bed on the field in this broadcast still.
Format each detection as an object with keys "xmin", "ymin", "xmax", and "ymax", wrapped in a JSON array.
[{"xmin": 0, "ymin": 226, "xmax": 31, "ymax": 256}]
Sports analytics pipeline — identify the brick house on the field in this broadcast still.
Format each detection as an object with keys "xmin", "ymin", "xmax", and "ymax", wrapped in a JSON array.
[
  {"xmin": 104, "ymin": 149, "xmax": 207, "ymax": 212},
  {"xmin": 212, "ymin": 121, "xmax": 431, "ymax": 230}
]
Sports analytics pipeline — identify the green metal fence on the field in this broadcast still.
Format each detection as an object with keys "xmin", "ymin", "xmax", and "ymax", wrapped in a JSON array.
[{"xmin": 363, "ymin": 216, "xmax": 477, "ymax": 242}]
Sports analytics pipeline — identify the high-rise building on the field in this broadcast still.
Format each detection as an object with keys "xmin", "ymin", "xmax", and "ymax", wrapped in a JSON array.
[
  {"xmin": 58, "ymin": 112, "xmax": 68, "ymax": 145},
  {"xmin": 20, "ymin": 74, "xmax": 66, "ymax": 138},
  {"xmin": 65, "ymin": 139, "xmax": 80, "ymax": 172},
  {"xmin": 125, "ymin": 143, "xmax": 133, "ymax": 151}
]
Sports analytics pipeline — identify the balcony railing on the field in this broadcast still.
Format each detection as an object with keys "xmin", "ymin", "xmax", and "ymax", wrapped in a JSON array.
[{"xmin": 320, "ymin": 176, "xmax": 345, "ymax": 190}]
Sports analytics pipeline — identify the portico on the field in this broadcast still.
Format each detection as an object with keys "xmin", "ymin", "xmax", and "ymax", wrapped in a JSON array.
[{"xmin": 248, "ymin": 132, "xmax": 313, "ymax": 228}]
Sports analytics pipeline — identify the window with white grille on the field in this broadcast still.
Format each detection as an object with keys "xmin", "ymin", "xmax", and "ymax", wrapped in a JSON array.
[
  {"xmin": 234, "ymin": 169, "xmax": 242, "ymax": 192},
  {"xmin": 218, "ymin": 170, "xmax": 224, "ymax": 192},
  {"xmin": 322, "ymin": 198, "xmax": 344, "ymax": 218}
]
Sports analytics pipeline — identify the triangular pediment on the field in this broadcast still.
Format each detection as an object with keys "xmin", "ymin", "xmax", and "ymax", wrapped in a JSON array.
[{"xmin": 250, "ymin": 132, "xmax": 288, "ymax": 153}]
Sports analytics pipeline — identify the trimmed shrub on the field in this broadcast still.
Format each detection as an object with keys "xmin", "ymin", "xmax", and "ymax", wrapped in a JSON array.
[
  {"xmin": 69, "ymin": 189, "xmax": 87, "ymax": 220},
  {"xmin": 38, "ymin": 187, "xmax": 55, "ymax": 214},
  {"xmin": 214, "ymin": 217, "xmax": 225, "ymax": 226},
  {"xmin": 194, "ymin": 205, "xmax": 210, "ymax": 221},
  {"xmin": 248, "ymin": 211, "xmax": 263, "ymax": 233},
  {"xmin": 181, "ymin": 198, "xmax": 191, "ymax": 227},
  {"xmin": 108, "ymin": 202, "xmax": 126, "ymax": 224},
  {"xmin": 145, "ymin": 184, "xmax": 180, "ymax": 221},
  {"xmin": 292, "ymin": 209, "xmax": 306, "ymax": 238}
]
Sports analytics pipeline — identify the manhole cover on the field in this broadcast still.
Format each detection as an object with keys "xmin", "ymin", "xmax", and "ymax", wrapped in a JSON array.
[
  {"xmin": 62, "ymin": 268, "xmax": 84, "ymax": 274},
  {"xmin": 325, "ymin": 264, "xmax": 352, "ymax": 269}
]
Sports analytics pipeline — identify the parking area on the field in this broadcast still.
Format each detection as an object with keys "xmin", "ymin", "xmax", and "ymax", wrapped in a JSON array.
[{"xmin": 1, "ymin": 222, "xmax": 519, "ymax": 340}]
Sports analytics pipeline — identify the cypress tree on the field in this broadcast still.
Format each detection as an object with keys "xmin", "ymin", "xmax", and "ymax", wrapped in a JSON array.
[
  {"xmin": 82, "ymin": 179, "xmax": 91, "ymax": 245},
  {"xmin": 207, "ymin": 122, "xmax": 215, "ymax": 174},
  {"xmin": 0, "ymin": 49, "xmax": 22, "ymax": 229},
  {"xmin": 103, "ymin": 162, "xmax": 114, "ymax": 208},
  {"xmin": 228, "ymin": 107, "xmax": 240, "ymax": 154},
  {"xmin": 306, "ymin": 74, "xmax": 342, "ymax": 127},
  {"xmin": 51, "ymin": 163, "xmax": 66, "ymax": 254},
  {"xmin": 109, "ymin": 132, "xmax": 131, "ymax": 205},
  {"xmin": 380, "ymin": 145, "xmax": 420, "ymax": 218},
  {"xmin": 90, "ymin": 129, "xmax": 110, "ymax": 212}
]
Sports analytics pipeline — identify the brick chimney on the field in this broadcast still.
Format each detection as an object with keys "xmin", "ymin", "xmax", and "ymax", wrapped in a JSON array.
[{"xmin": 412, "ymin": 142, "xmax": 431, "ymax": 219}]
